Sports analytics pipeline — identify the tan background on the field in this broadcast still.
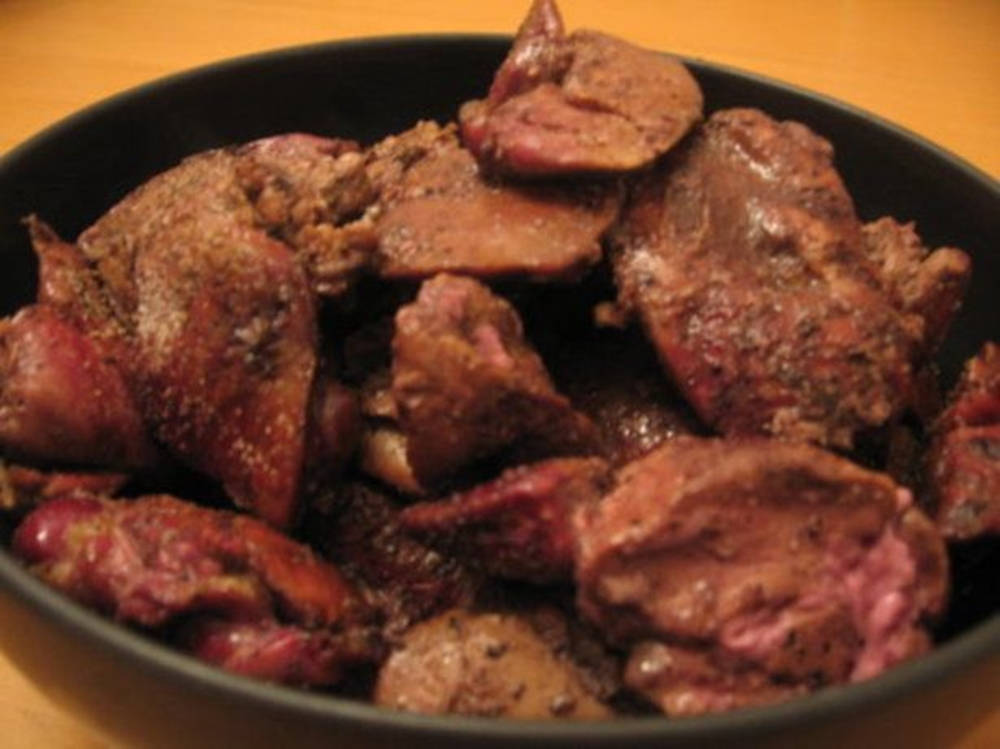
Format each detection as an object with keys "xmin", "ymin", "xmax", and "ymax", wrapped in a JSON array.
[{"xmin": 0, "ymin": 0, "xmax": 997, "ymax": 746}]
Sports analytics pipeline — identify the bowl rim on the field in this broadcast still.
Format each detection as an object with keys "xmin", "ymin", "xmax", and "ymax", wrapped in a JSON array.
[{"xmin": 0, "ymin": 32, "xmax": 997, "ymax": 742}]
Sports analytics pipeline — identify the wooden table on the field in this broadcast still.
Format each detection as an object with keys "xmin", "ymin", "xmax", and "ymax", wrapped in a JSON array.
[{"xmin": 0, "ymin": 1, "xmax": 997, "ymax": 746}]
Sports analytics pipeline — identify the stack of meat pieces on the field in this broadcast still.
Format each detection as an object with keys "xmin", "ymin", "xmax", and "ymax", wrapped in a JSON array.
[{"xmin": 0, "ymin": 0, "xmax": 988, "ymax": 722}]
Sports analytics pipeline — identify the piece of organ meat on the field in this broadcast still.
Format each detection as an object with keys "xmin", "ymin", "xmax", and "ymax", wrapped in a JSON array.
[
  {"xmin": 925, "ymin": 342, "xmax": 1000, "ymax": 540},
  {"xmin": 459, "ymin": 0, "xmax": 702, "ymax": 176},
  {"xmin": 178, "ymin": 618, "xmax": 372, "ymax": 688},
  {"xmin": 859, "ymin": 217, "xmax": 970, "ymax": 354},
  {"xmin": 0, "ymin": 304, "xmax": 158, "ymax": 470},
  {"xmin": 612, "ymin": 108, "xmax": 969, "ymax": 448},
  {"xmin": 31, "ymin": 137, "xmax": 368, "ymax": 527},
  {"xmin": 391, "ymin": 274, "xmax": 600, "ymax": 486},
  {"xmin": 372, "ymin": 122, "xmax": 620, "ymax": 281},
  {"xmin": 14, "ymin": 493, "xmax": 364, "ymax": 628},
  {"xmin": 400, "ymin": 457, "xmax": 610, "ymax": 583},
  {"xmin": 234, "ymin": 134, "xmax": 377, "ymax": 296},
  {"xmin": 374, "ymin": 608, "xmax": 612, "ymax": 719},
  {"xmin": 574, "ymin": 437, "xmax": 948, "ymax": 716},
  {"xmin": 307, "ymin": 481, "xmax": 478, "ymax": 640}
]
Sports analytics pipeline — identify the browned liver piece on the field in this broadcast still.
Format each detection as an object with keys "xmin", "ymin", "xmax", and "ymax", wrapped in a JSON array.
[
  {"xmin": 574, "ymin": 437, "xmax": 947, "ymax": 715},
  {"xmin": 391, "ymin": 274, "xmax": 600, "ymax": 486},
  {"xmin": 400, "ymin": 457, "xmax": 610, "ymax": 583},
  {"xmin": 459, "ymin": 0, "xmax": 702, "ymax": 176},
  {"xmin": 372, "ymin": 122, "xmax": 620, "ymax": 281},
  {"xmin": 0, "ymin": 305, "xmax": 157, "ymax": 470},
  {"xmin": 31, "ymin": 137, "xmax": 368, "ymax": 527},
  {"xmin": 374, "ymin": 609, "xmax": 612, "ymax": 719},
  {"xmin": 611, "ymin": 108, "xmax": 969, "ymax": 448},
  {"xmin": 925, "ymin": 342, "xmax": 1000, "ymax": 539},
  {"xmin": 13, "ymin": 493, "xmax": 373, "ymax": 686}
]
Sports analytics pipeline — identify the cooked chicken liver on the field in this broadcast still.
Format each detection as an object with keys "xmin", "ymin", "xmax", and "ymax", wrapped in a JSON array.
[
  {"xmin": 14, "ymin": 493, "xmax": 364, "ymax": 628},
  {"xmin": 926, "ymin": 342, "xmax": 1000, "ymax": 539},
  {"xmin": 0, "ymin": 305, "xmax": 157, "ymax": 470},
  {"xmin": 575, "ymin": 437, "xmax": 947, "ymax": 714},
  {"xmin": 460, "ymin": 0, "xmax": 702, "ymax": 175},
  {"xmin": 372, "ymin": 122, "xmax": 620, "ymax": 281},
  {"xmin": 400, "ymin": 457, "xmax": 610, "ymax": 583},
  {"xmin": 611, "ymin": 108, "xmax": 966, "ymax": 447},
  {"xmin": 391, "ymin": 274, "xmax": 599, "ymax": 486},
  {"xmin": 374, "ymin": 609, "xmax": 611, "ymax": 718}
]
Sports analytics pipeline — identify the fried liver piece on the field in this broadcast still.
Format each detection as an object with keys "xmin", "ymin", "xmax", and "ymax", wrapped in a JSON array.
[
  {"xmin": 0, "ymin": 305, "xmax": 157, "ymax": 470},
  {"xmin": 925, "ymin": 342, "xmax": 1000, "ymax": 540},
  {"xmin": 372, "ymin": 122, "xmax": 619, "ymax": 281},
  {"xmin": 400, "ymin": 457, "xmax": 611, "ymax": 583},
  {"xmin": 459, "ymin": 0, "xmax": 702, "ymax": 176},
  {"xmin": 14, "ymin": 494, "xmax": 363, "ymax": 628},
  {"xmin": 31, "ymin": 138, "xmax": 367, "ymax": 527},
  {"xmin": 574, "ymin": 438, "xmax": 948, "ymax": 715},
  {"xmin": 392, "ymin": 274, "xmax": 600, "ymax": 486},
  {"xmin": 308, "ymin": 481, "xmax": 478, "ymax": 640},
  {"xmin": 374, "ymin": 609, "xmax": 612, "ymax": 719},
  {"xmin": 178, "ymin": 618, "xmax": 372, "ymax": 688},
  {"xmin": 860, "ymin": 217, "xmax": 970, "ymax": 354},
  {"xmin": 611, "ymin": 108, "xmax": 968, "ymax": 448}
]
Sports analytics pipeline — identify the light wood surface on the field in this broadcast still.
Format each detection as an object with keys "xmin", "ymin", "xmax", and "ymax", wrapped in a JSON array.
[{"xmin": 0, "ymin": 1, "xmax": 997, "ymax": 747}]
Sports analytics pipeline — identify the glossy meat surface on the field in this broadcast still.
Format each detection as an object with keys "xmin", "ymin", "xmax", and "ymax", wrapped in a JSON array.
[
  {"xmin": 374, "ymin": 609, "xmax": 611, "ymax": 718},
  {"xmin": 926, "ymin": 343, "xmax": 1000, "ymax": 539},
  {"xmin": 460, "ymin": 0, "xmax": 702, "ymax": 175},
  {"xmin": 400, "ymin": 457, "xmax": 610, "ymax": 583},
  {"xmin": 575, "ymin": 437, "xmax": 948, "ymax": 714},
  {"xmin": 391, "ymin": 274, "xmax": 599, "ymax": 485},
  {"xmin": 372, "ymin": 122, "xmax": 620, "ymax": 281},
  {"xmin": 0, "ymin": 305, "xmax": 157, "ymax": 470},
  {"xmin": 611, "ymin": 108, "xmax": 953, "ymax": 447},
  {"xmin": 13, "ymin": 494, "xmax": 362, "ymax": 629},
  {"xmin": 179, "ymin": 618, "xmax": 372, "ymax": 688}
]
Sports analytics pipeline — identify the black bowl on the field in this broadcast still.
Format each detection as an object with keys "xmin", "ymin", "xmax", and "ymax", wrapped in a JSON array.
[{"xmin": 0, "ymin": 35, "xmax": 997, "ymax": 749}]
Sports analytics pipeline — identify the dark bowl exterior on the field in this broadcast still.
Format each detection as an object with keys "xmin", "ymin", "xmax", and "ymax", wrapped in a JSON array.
[{"xmin": 0, "ymin": 35, "xmax": 996, "ymax": 748}]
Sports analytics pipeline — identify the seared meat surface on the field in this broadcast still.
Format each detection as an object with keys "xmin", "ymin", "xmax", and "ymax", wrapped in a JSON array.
[
  {"xmin": 460, "ymin": 0, "xmax": 702, "ymax": 175},
  {"xmin": 611, "ymin": 108, "xmax": 966, "ymax": 448},
  {"xmin": 400, "ymin": 457, "xmax": 610, "ymax": 583},
  {"xmin": 391, "ymin": 274, "xmax": 599, "ymax": 486},
  {"xmin": 575, "ymin": 437, "xmax": 947, "ymax": 715},
  {"xmin": 179, "ymin": 618, "xmax": 372, "ymax": 687},
  {"xmin": 860, "ymin": 217, "xmax": 970, "ymax": 353},
  {"xmin": 13, "ymin": 493, "xmax": 372, "ymax": 686},
  {"xmin": 374, "ymin": 609, "xmax": 612, "ymax": 718},
  {"xmin": 0, "ymin": 305, "xmax": 157, "ymax": 470},
  {"xmin": 31, "ymin": 138, "xmax": 371, "ymax": 527},
  {"xmin": 926, "ymin": 343, "xmax": 1000, "ymax": 539},
  {"xmin": 14, "ymin": 493, "xmax": 364, "ymax": 628},
  {"xmin": 372, "ymin": 122, "xmax": 620, "ymax": 281}
]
